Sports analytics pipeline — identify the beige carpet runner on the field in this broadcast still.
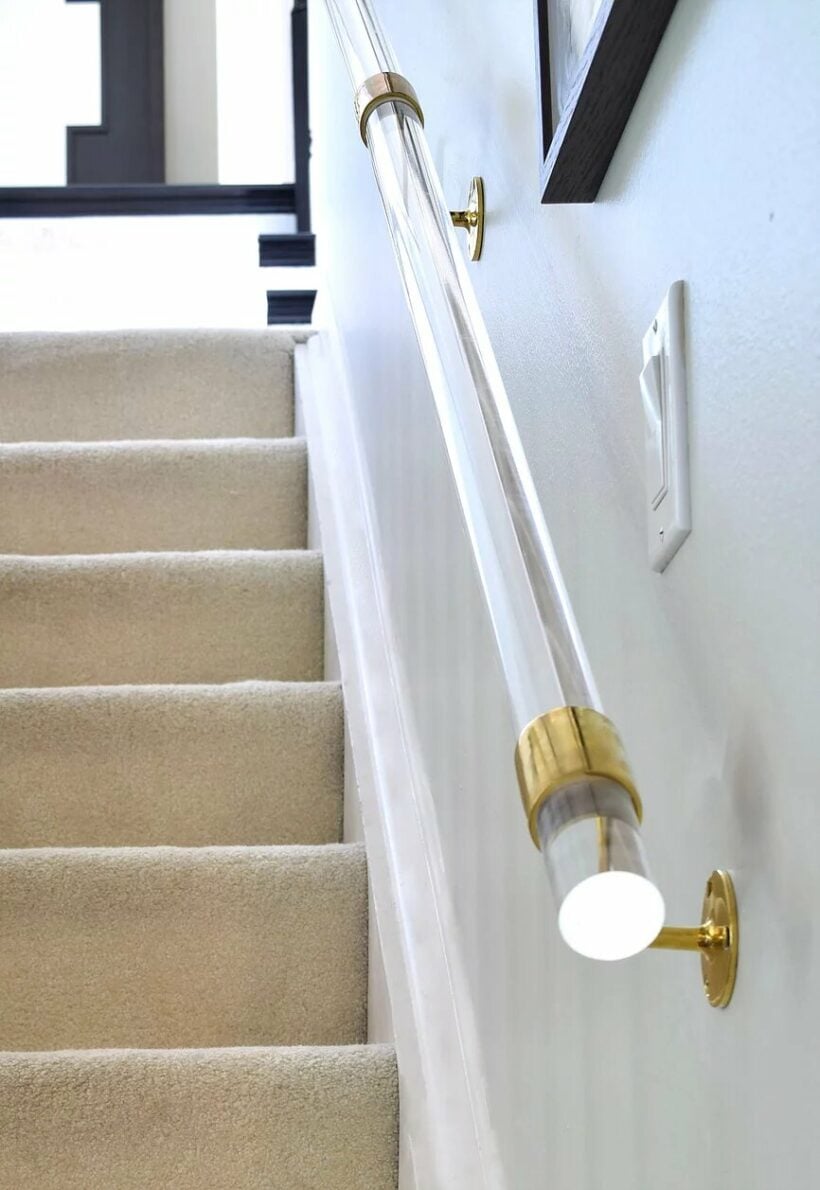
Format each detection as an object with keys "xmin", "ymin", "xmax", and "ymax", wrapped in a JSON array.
[{"xmin": 0, "ymin": 330, "xmax": 398, "ymax": 1188}]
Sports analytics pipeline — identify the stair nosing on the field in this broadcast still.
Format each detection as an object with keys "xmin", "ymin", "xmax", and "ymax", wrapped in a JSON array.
[{"xmin": 0, "ymin": 436, "xmax": 307, "ymax": 454}]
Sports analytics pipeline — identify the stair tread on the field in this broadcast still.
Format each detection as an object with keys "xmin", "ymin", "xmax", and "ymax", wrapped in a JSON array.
[
  {"xmin": 0, "ymin": 681, "xmax": 343, "ymax": 847},
  {"xmin": 0, "ymin": 1045, "xmax": 398, "ymax": 1190},
  {"xmin": 0, "ymin": 550, "xmax": 323, "ymax": 687},
  {"xmin": 0, "ymin": 844, "xmax": 367, "ymax": 1051},
  {"xmin": 0, "ymin": 438, "xmax": 307, "ymax": 554},
  {"xmin": 0, "ymin": 330, "xmax": 297, "ymax": 442}
]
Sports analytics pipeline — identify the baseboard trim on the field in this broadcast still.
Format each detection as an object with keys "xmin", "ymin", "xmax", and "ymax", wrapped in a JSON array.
[{"xmin": 296, "ymin": 326, "xmax": 506, "ymax": 1190}]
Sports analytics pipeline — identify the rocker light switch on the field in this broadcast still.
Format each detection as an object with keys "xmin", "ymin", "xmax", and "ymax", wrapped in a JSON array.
[
  {"xmin": 641, "ymin": 281, "xmax": 691, "ymax": 572},
  {"xmin": 639, "ymin": 352, "xmax": 666, "ymax": 507}
]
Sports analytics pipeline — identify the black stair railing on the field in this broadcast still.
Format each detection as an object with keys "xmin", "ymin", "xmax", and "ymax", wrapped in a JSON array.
[
  {"xmin": 0, "ymin": 0, "xmax": 312, "ymax": 223},
  {"xmin": 292, "ymin": 0, "xmax": 311, "ymax": 233}
]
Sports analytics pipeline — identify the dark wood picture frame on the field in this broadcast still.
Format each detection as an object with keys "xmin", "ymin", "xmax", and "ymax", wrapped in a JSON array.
[{"xmin": 535, "ymin": 0, "xmax": 678, "ymax": 203}]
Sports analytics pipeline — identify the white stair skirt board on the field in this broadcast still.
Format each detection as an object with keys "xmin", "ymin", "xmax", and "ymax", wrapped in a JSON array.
[{"xmin": 296, "ymin": 326, "xmax": 507, "ymax": 1190}]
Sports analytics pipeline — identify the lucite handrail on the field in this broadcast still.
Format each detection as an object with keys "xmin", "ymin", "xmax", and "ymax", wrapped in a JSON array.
[{"xmin": 322, "ymin": 0, "xmax": 600, "ymax": 730}]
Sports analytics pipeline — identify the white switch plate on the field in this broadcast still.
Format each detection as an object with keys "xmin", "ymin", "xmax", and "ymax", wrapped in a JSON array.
[{"xmin": 641, "ymin": 281, "xmax": 691, "ymax": 571}]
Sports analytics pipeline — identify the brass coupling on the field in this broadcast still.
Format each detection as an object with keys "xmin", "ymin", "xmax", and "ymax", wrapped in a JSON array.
[
  {"xmin": 515, "ymin": 706, "xmax": 642, "ymax": 847},
  {"xmin": 354, "ymin": 72, "xmax": 424, "ymax": 145},
  {"xmin": 451, "ymin": 209, "xmax": 479, "ymax": 231}
]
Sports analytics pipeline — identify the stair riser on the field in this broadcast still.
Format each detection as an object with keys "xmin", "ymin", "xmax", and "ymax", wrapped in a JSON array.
[
  {"xmin": 0, "ymin": 330, "xmax": 295, "ymax": 442},
  {"xmin": 0, "ymin": 1047, "xmax": 398, "ymax": 1190},
  {"xmin": 0, "ymin": 683, "xmax": 343, "ymax": 847},
  {"xmin": 0, "ymin": 553, "xmax": 323, "ymax": 688},
  {"xmin": 0, "ymin": 846, "xmax": 367, "ymax": 1050},
  {"xmin": 0, "ymin": 441, "xmax": 307, "ymax": 554}
]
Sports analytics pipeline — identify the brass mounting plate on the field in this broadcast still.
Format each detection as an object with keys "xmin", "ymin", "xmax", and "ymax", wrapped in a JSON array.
[
  {"xmin": 465, "ymin": 176, "xmax": 484, "ymax": 261},
  {"xmin": 451, "ymin": 176, "xmax": 485, "ymax": 261},
  {"xmin": 701, "ymin": 869, "xmax": 738, "ymax": 1008}
]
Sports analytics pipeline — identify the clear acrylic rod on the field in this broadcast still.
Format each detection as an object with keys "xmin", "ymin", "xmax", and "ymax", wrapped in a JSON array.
[{"xmin": 322, "ymin": 0, "xmax": 600, "ymax": 727}]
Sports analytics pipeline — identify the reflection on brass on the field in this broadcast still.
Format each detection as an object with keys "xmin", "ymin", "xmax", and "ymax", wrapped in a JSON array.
[
  {"xmin": 450, "ymin": 176, "xmax": 485, "ymax": 261},
  {"xmin": 515, "ymin": 706, "xmax": 642, "ymax": 847},
  {"xmin": 651, "ymin": 869, "xmax": 739, "ymax": 1008},
  {"xmin": 354, "ymin": 72, "xmax": 424, "ymax": 145}
]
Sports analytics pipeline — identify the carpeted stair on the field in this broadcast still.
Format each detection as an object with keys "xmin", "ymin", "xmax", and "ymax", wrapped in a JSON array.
[{"xmin": 0, "ymin": 330, "xmax": 398, "ymax": 1188}]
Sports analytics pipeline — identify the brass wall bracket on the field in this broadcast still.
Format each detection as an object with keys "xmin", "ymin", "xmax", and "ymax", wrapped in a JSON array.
[
  {"xmin": 650, "ymin": 869, "xmax": 739, "ymax": 1008},
  {"xmin": 354, "ymin": 72, "xmax": 424, "ymax": 145},
  {"xmin": 450, "ymin": 176, "xmax": 485, "ymax": 261}
]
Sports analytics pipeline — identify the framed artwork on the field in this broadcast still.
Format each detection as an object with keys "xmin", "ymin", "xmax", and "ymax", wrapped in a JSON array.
[{"xmin": 535, "ymin": 0, "xmax": 679, "ymax": 203}]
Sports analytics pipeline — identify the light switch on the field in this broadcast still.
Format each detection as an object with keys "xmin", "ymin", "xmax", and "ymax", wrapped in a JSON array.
[
  {"xmin": 640, "ymin": 281, "xmax": 691, "ymax": 572},
  {"xmin": 639, "ymin": 352, "xmax": 666, "ymax": 507}
]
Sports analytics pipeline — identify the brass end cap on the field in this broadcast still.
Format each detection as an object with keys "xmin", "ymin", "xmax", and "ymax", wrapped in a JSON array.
[
  {"xmin": 515, "ymin": 706, "xmax": 642, "ymax": 848},
  {"xmin": 354, "ymin": 71, "xmax": 424, "ymax": 145}
]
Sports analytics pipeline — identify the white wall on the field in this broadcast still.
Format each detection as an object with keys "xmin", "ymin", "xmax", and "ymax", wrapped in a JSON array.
[
  {"xmin": 164, "ymin": 0, "xmax": 295, "ymax": 184},
  {"xmin": 309, "ymin": 1, "xmax": 820, "ymax": 1188},
  {"xmin": 215, "ymin": 0, "xmax": 294, "ymax": 183},
  {"xmin": 0, "ymin": 214, "xmax": 301, "ymax": 330},
  {"xmin": 0, "ymin": 0, "xmax": 304, "ymax": 332},
  {"xmin": 0, "ymin": 0, "xmax": 100, "ymax": 184},
  {"xmin": 163, "ymin": 0, "xmax": 219, "ymax": 183}
]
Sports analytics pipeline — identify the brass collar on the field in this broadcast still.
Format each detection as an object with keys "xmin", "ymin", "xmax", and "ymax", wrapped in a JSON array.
[
  {"xmin": 354, "ymin": 72, "xmax": 424, "ymax": 145},
  {"xmin": 515, "ymin": 706, "xmax": 642, "ymax": 847}
]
